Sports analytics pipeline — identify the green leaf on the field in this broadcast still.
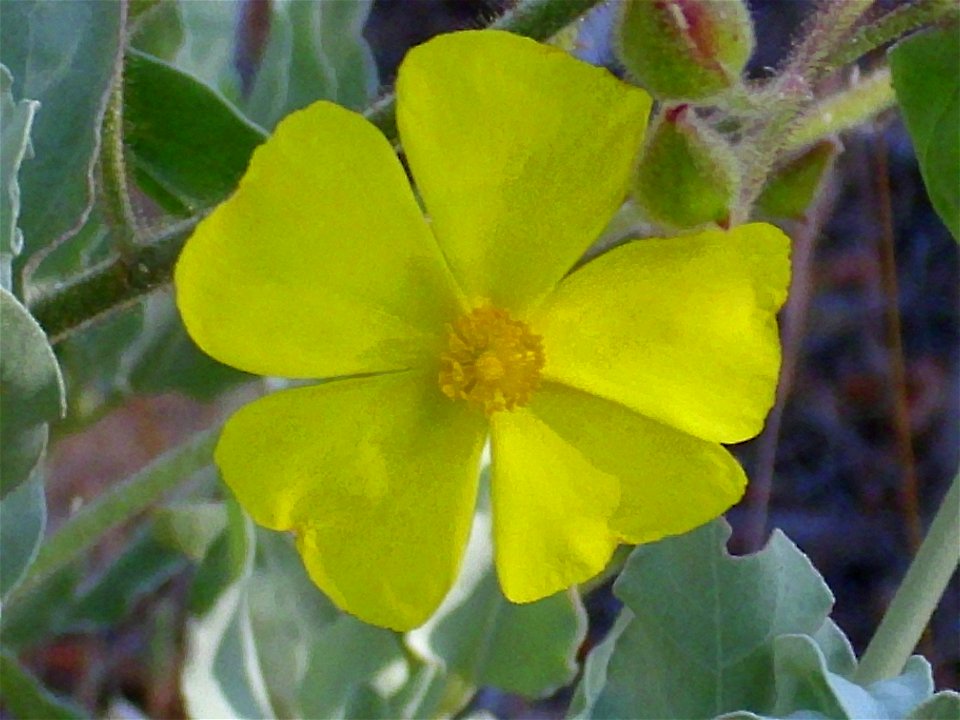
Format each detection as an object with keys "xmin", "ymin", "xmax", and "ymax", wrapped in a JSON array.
[
  {"xmin": 244, "ymin": 0, "xmax": 378, "ymax": 129},
  {"xmin": 298, "ymin": 616, "xmax": 406, "ymax": 720},
  {"xmin": 0, "ymin": 64, "xmax": 39, "ymax": 290},
  {"xmin": 0, "ymin": 566, "xmax": 82, "ymax": 650},
  {"xmin": 0, "ymin": 287, "xmax": 64, "ymax": 498},
  {"xmin": 567, "ymin": 610, "xmax": 633, "ymax": 720},
  {"xmin": 182, "ymin": 507, "xmax": 344, "ymax": 719},
  {"xmin": 154, "ymin": 501, "xmax": 229, "ymax": 562},
  {"xmin": 173, "ymin": 0, "xmax": 243, "ymax": 102},
  {"xmin": 758, "ymin": 635, "xmax": 939, "ymax": 719},
  {"xmin": 408, "ymin": 482, "xmax": 586, "ymax": 699},
  {"xmin": 810, "ymin": 619, "xmax": 857, "ymax": 679},
  {"xmin": 0, "ymin": 0, "xmax": 122, "ymax": 255},
  {"xmin": 908, "ymin": 692, "xmax": 960, "ymax": 720},
  {"xmin": 756, "ymin": 140, "xmax": 837, "ymax": 221},
  {"xmin": 0, "ymin": 650, "xmax": 85, "ymax": 720},
  {"xmin": 69, "ymin": 526, "xmax": 184, "ymax": 628},
  {"xmin": 124, "ymin": 48, "xmax": 265, "ymax": 214},
  {"xmin": 181, "ymin": 504, "xmax": 273, "ymax": 719},
  {"xmin": 576, "ymin": 520, "xmax": 834, "ymax": 719},
  {"xmin": 247, "ymin": 530, "xmax": 340, "ymax": 716},
  {"xmin": 130, "ymin": 0, "xmax": 185, "ymax": 61},
  {"xmin": 890, "ymin": 26, "xmax": 960, "ymax": 241},
  {"xmin": 0, "ymin": 470, "xmax": 46, "ymax": 601}
]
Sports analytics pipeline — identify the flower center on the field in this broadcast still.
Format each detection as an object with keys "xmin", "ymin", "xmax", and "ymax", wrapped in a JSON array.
[{"xmin": 439, "ymin": 305, "xmax": 545, "ymax": 415}]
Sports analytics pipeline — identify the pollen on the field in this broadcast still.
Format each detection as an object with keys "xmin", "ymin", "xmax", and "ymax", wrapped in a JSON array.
[{"xmin": 439, "ymin": 305, "xmax": 545, "ymax": 415}]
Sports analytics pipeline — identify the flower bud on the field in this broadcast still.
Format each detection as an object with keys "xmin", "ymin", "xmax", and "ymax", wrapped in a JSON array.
[
  {"xmin": 756, "ymin": 140, "xmax": 838, "ymax": 220},
  {"xmin": 632, "ymin": 105, "xmax": 740, "ymax": 230},
  {"xmin": 616, "ymin": 0, "xmax": 755, "ymax": 101}
]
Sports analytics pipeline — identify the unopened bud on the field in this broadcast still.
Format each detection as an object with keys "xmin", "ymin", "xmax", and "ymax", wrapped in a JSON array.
[
  {"xmin": 617, "ymin": 0, "xmax": 755, "ymax": 101},
  {"xmin": 632, "ymin": 105, "xmax": 740, "ymax": 230},
  {"xmin": 756, "ymin": 140, "xmax": 838, "ymax": 220}
]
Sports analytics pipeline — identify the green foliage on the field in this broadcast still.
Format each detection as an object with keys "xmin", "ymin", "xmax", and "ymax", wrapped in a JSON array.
[
  {"xmin": 0, "ymin": 288, "xmax": 64, "ymax": 498},
  {"xmin": 0, "ymin": 64, "xmax": 39, "ymax": 289},
  {"xmin": 756, "ymin": 141, "xmax": 838, "ymax": 221},
  {"xmin": 0, "ymin": 471, "xmax": 46, "ymax": 601},
  {"xmin": 571, "ymin": 520, "xmax": 834, "ymax": 718},
  {"xmin": 124, "ymin": 49, "xmax": 266, "ymax": 215},
  {"xmin": 570, "ymin": 520, "xmax": 952, "ymax": 719},
  {"xmin": 0, "ymin": 0, "xmax": 122, "ymax": 256},
  {"xmin": 890, "ymin": 25, "xmax": 960, "ymax": 241},
  {"xmin": 69, "ymin": 527, "xmax": 185, "ymax": 629}
]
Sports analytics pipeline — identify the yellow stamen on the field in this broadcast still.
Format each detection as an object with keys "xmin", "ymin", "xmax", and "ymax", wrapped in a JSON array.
[{"xmin": 439, "ymin": 305, "xmax": 545, "ymax": 415}]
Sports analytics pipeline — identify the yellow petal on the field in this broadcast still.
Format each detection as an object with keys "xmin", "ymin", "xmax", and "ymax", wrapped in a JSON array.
[
  {"xmin": 531, "ymin": 384, "xmax": 747, "ymax": 545},
  {"xmin": 489, "ymin": 383, "xmax": 747, "ymax": 603},
  {"xmin": 215, "ymin": 372, "xmax": 487, "ymax": 630},
  {"xmin": 490, "ymin": 399, "xmax": 620, "ymax": 604},
  {"xmin": 396, "ymin": 30, "xmax": 652, "ymax": 313},
  {"xmin": 531, "ymin": 223, "xmax": 790, "ymax": 443},
  {"xmin": 175, "ymin": 101, "xmax": 462, "ymax": 379}
]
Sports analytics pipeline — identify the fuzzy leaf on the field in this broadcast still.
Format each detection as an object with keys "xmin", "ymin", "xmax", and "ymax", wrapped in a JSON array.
[
  {"xmin": 0, "ymin": 0, "xmax": 122, "ymax": 256},
  {"xmin": 0, "ymin": 288, "xmax": 64, "ymax": 498},
  {"xmin": 574, "ymin": 520, "xmax": 834, "ymax": 718},
  {"xmin": 0, "ymin": 64, "xmax": 39, "ymax": 289}
]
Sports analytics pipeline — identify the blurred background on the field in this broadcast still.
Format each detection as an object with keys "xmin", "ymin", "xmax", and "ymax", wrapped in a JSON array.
[{"xmin": 7, "ymin": 0, "xmax": 957, "ymax": 717}]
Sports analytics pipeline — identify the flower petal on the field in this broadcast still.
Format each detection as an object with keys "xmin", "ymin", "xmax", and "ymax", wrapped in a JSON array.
[
  {"xmin": 215, "ymin": 372, "xmax": 487, "ymax": 630},
  {"xmin": 531, "ymin": 223, "xmax": 790, "ymax": 443},
  {"xmin": 396, "ymin": 30, "xmax": 652, "ymax": 312},
  {"xmin": 489, "ymin": 398, "xmax": 620, "ymax": 604},
  {"xmin": 489, "ymin": 382, "xmax": 747, "ymax": 603},
  {"xmin": 530, "ymin": 384, "xmax": 747, "ymax": 544},
  {"xmin": 175, "ymin": 101, "xmax": 462, "ymax": 379}
]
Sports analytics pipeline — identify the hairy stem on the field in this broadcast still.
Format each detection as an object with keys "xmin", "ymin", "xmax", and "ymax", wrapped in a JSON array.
[
  {"xmin": 99, "ymin": 4, "xmax": 140, "ymax": 255},
  {"xmin": 27, "ymin": 216, "xmax": 199, "ymax": 343},
  {"xmin": 827, "ymin": 0, "xmax": 960, "ymax": 69},
  {"xmin": 785, "ymin": 67, "xmax": 895, "ymax": 153},
  {"xmin": 736, "ymin": 0, "xmax": 875, "ymax": 222},
  {"xmin": 854, "ymin": 473, "xmax": 960, "ymax": 684}
]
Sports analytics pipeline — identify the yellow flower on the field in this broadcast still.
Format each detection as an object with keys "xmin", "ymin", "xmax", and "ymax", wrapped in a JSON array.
[{"xmin": 175, "ymin": 30, "xmax": 790, "ymax": 631}]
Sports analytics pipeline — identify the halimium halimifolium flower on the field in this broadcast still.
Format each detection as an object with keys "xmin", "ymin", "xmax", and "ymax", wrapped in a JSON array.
[{"xmin": 175, "ymin": 30, "xmax": 791, "ymax": 631}]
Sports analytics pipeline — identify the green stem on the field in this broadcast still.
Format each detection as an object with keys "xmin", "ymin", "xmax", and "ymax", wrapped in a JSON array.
[
  {"xmin": 34, "ymin": 0, "xmax": 605, "ymax": 343},
  {"xmin": 26, "ymin": 216, "xmax": 198, "ymax": 343},
  {"xmin": 1, "ymin": 429, "xmax": 217, "ymax": 613},
  {"xmin": 0, "ymin": 650, "xmax": 85, "ymax": 720},
  {"xmin": 736, "ymin": 0, "xmax": 875, "ymax": 222},
  {"xmin": 854, "ymin": 473, "xmax": 960, "ymax": 685},
  {"xmin": 826, "ymin": 0, "xmax": 960, "ymax": 70},
  {"xmin": 784, "ymin": 66, "xmax": 895, "ymax": 153},
  {"xmin": 99, "ymin": 2, "xmax": 140, "ymax": 255}
]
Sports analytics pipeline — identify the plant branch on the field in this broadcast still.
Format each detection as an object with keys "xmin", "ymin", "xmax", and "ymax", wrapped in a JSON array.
[
  {"xmin": 98, "ymin": 0, "xmax": 139, "ymax": 254},
  {"xmin": 854, "ymin": 472, "xmax": 960, "ymax": 684},
  {"xmin": 827, "ymin": 0, "xmax": 960, "ymax": 69},
  {"xmin": 873, "ymin": 132, "xmax": 923, "ymax": 553},
  {"xmin": 26, "ymin": 216, "xmax": 199, "ymax": 343},
  {"xmin": 735, "ymin": 0, "xmax": 875, "ymax": 223},
  {"xmin": 784, "ymin": 67, "xmax": 895, "ymax": 153},
  {"xmin": 1, "ymin": 428, "xmax": 218, "ymax": 615}
]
